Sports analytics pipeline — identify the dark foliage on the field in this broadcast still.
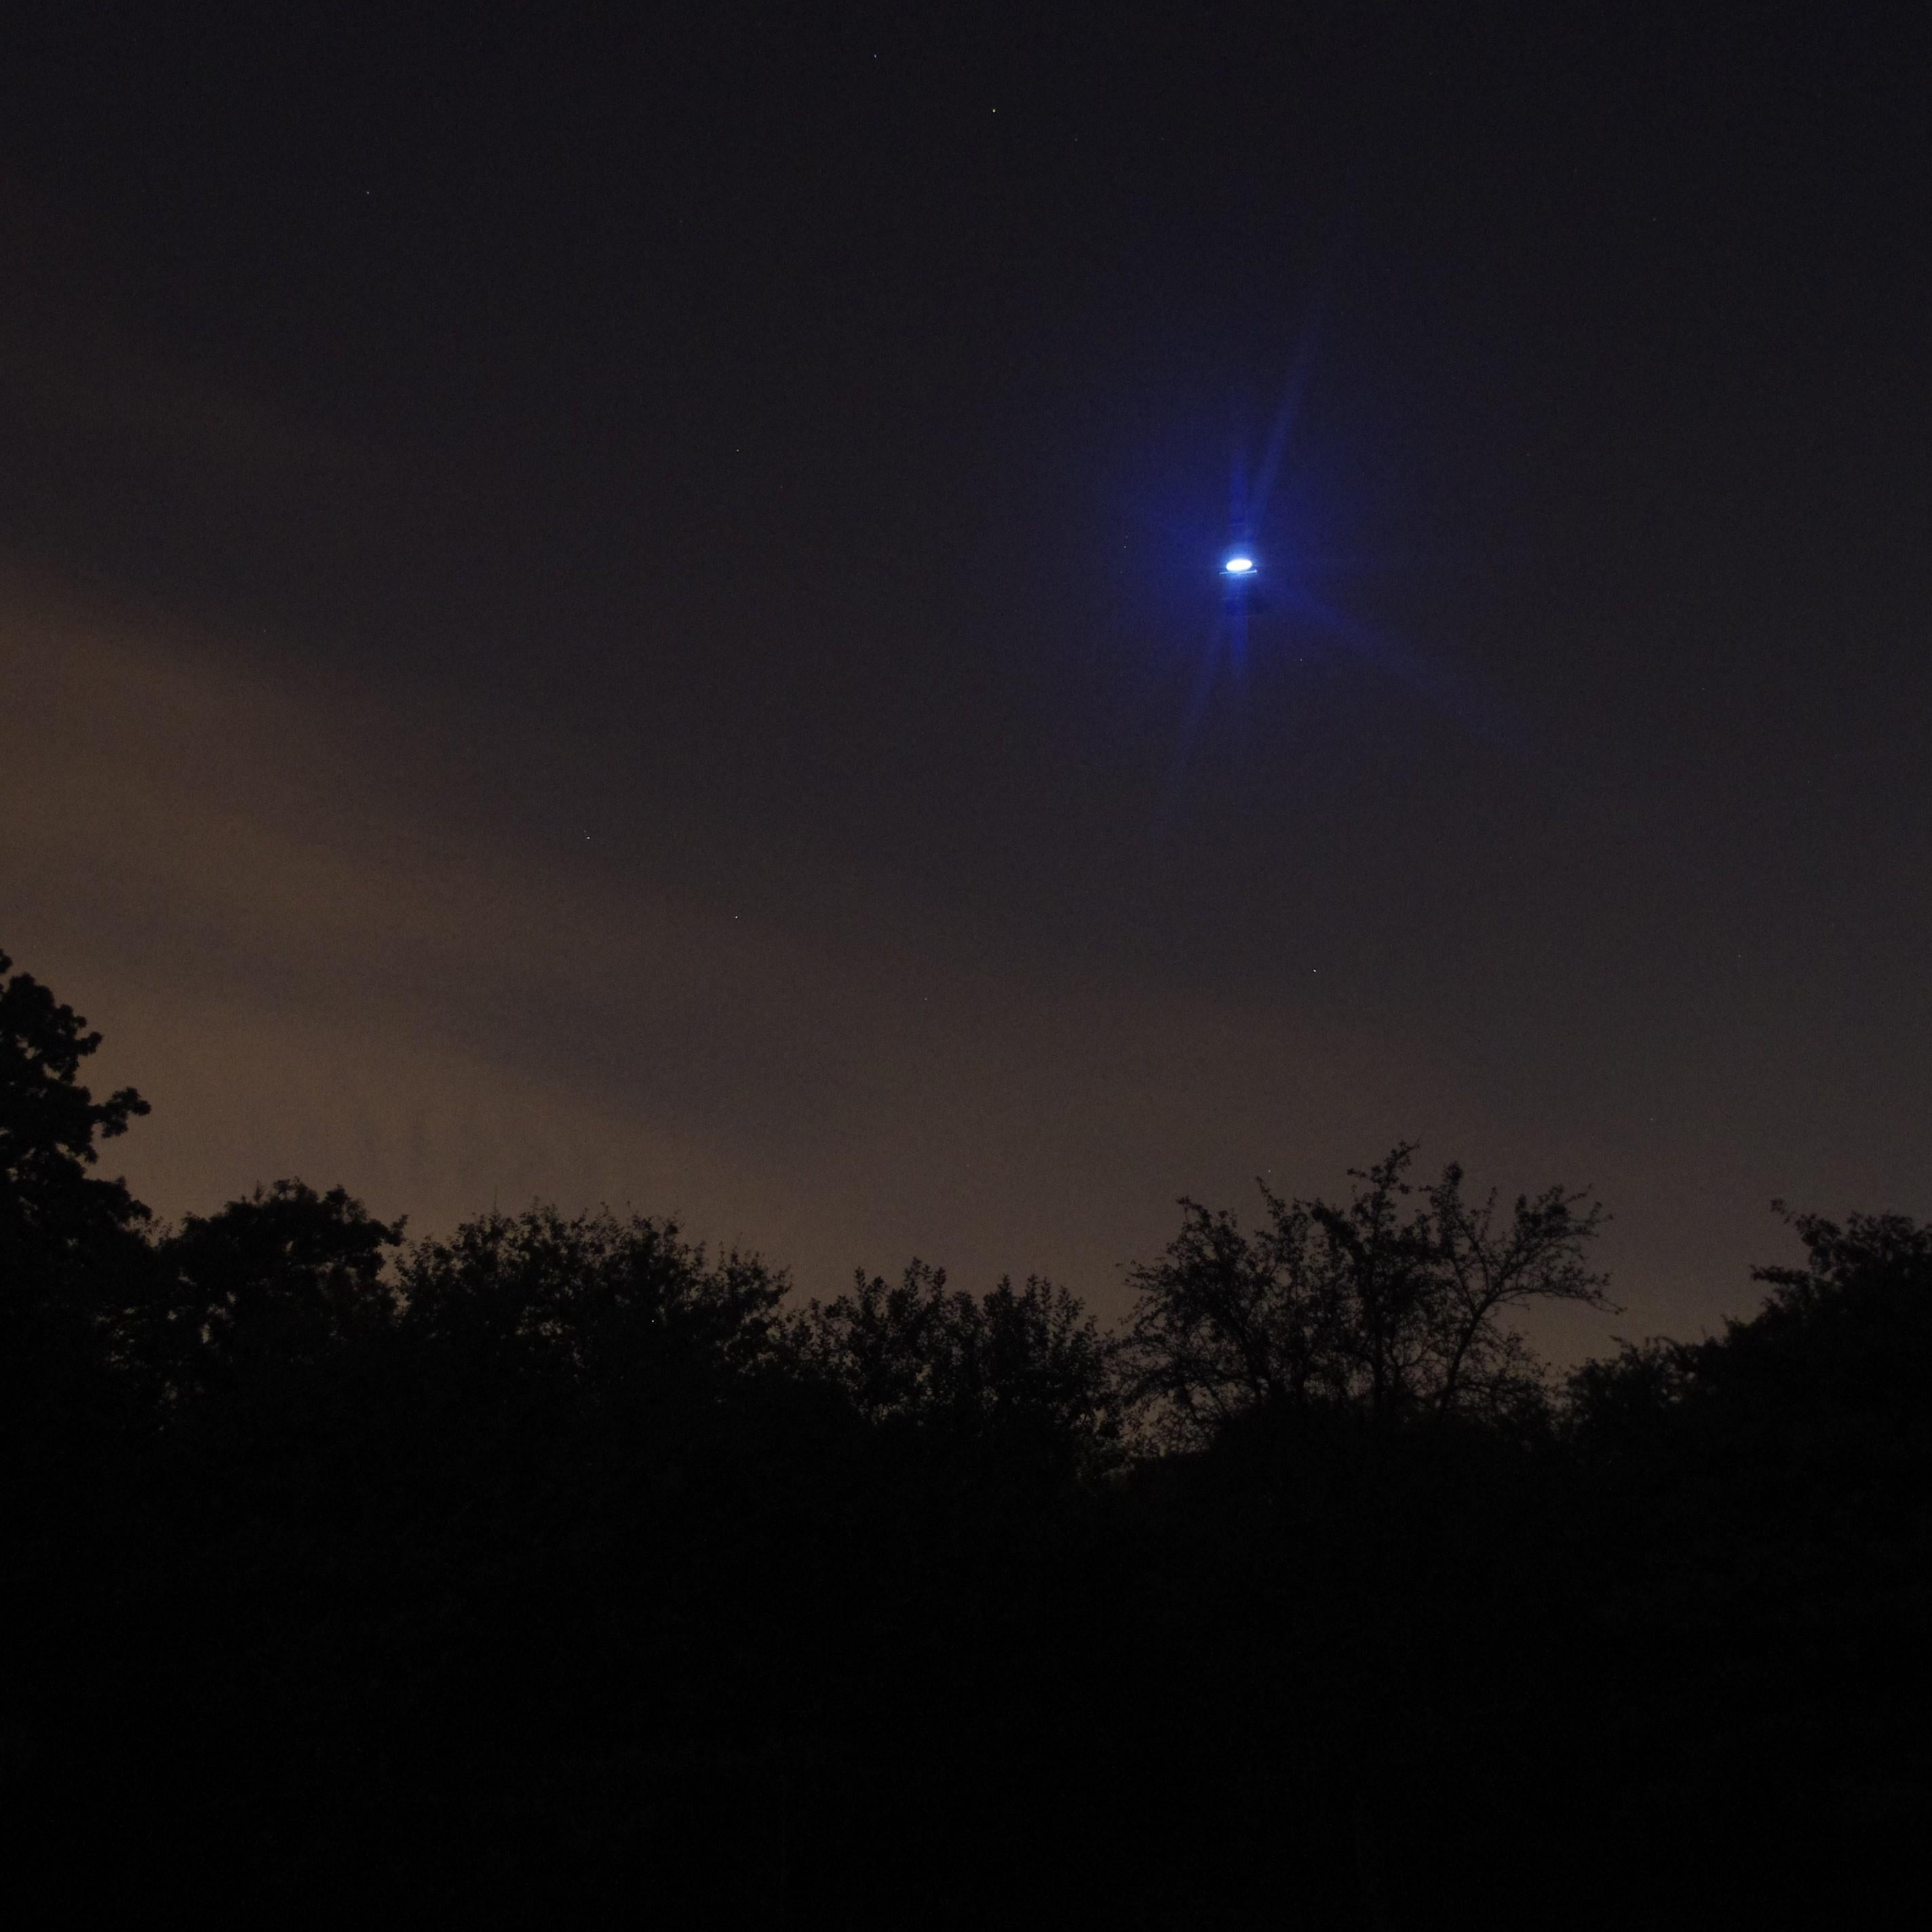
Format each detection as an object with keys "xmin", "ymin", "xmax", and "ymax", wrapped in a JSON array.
[
  {"xmin": 0, "ymin": 948, "xmax": 151, "ymax": 1438},
  {"xmin": 125, "ymin": 1179, "xmax": 405, "ymax": 1409},
  {"xmin": 4, "ymin": 946, "xmax": 1927, "ymax": 1927},
  {"xmin": 792, "ymin": 1260, "xmax": 1127, "ymax": 1480}
]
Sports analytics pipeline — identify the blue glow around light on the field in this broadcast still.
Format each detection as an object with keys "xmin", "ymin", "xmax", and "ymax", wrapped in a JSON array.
[{"xmin": 1223, "ymin": 555, "xmax": 1256, "ymax": 575}]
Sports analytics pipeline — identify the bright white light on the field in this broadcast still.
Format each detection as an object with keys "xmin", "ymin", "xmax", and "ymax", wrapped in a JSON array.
[{"xmin": 1223, "ymin": 555, "xmax": 1255, "ymax": 575}]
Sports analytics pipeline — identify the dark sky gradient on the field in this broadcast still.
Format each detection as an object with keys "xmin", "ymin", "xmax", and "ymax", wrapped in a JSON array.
[{"xmin": 4, "ymin": 3, "xmax": 1928, "ymax": 1350}]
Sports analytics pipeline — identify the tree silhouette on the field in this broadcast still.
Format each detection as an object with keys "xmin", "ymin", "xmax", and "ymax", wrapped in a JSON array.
[
  {"xmin": 1568, "ymin": 1204, "xmax": 1932, "ymax": 1450},
  {"xmin": 127, "ymin": 1179, "xmax": 404, "ymax": 1410},
  {"xmin": 396, "ymin": 1203, "xmax": 790, "ymax": 1406},
  {"xmin": 0, "ymin": 947, "xmax": 151, "ymax": 1437},
  {"xmin": 793, "ymin": 1261, "xmax": 1126, "ymax": 1478},
  {"xmin": 1126, "ymin": 1144, "xmax": 1612, "ymax": 1445}
]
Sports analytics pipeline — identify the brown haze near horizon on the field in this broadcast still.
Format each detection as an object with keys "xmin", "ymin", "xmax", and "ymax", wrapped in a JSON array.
[{"xmin": 5, "ymin": 562, "xmax": 1885, "ymax": 1360}]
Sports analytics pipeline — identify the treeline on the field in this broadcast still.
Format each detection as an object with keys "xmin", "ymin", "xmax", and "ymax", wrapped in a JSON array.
[{"xmin": 3, "ymin": 946, "xmax": 1928, "ymax": 1927}]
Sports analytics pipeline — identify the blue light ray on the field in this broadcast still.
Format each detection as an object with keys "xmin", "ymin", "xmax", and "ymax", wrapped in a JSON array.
[
  {"xmin": 1246, "ymin": 289, "xmax": 1328, "ymax": 533},
  {"xmin": 1275, "ymin": 583, "xmax": 1524, "ymax": 753}
]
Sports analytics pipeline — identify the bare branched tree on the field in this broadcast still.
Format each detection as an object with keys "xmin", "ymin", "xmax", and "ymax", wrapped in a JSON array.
[{"xmin": 1125, "ymin": 1144, "xmax": 1612, "ymax": 1446}]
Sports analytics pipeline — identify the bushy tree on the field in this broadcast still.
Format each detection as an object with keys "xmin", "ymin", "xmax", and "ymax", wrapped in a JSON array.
[
  {"xmin": 1126, "ymin": 1144, "xmax": 1611, "ymax": 1445},
  {"xmin": 1718, "ymin": 1205, "xmax": 1932, "ymax": 1419},
  {"xmin": 1569, "ymin": 1204, "xmax": 1932, "ymax": 1455},
  {"xmin": 0, "ymin": 948, "xmax": 151, "ymax": 1429},
  {"xmin": 398, "ymin": 1203, "xmax": 790, "ymax": 1407},
  {"xmin": 788, "ymin": 1259, "xmax": 1128, "ymax": 1484},
  {"xmin": 794, "ymin": 1261, "xmax": 1125, "ymax": 1477},
  {"xmin": 128, "ymin": 1180, "xmax": 404, "ymax": 1408}
]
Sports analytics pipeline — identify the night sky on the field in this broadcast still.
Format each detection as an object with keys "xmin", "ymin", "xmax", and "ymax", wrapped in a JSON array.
[{"xmin": 4, "ymin": 4, "xmax": 1927, "ymax": 1353}]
